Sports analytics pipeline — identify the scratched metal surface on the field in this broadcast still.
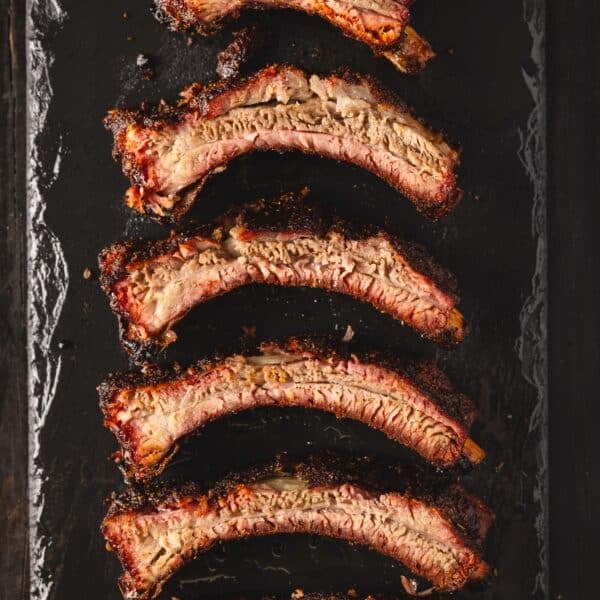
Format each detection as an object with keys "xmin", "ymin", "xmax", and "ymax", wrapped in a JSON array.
[{"xmin": 26, "ymin": 1, "xmax": 547, "ymax": 598}]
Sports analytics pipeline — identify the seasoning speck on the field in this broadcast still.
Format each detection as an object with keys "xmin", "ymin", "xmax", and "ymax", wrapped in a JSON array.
[
  {"xmin": 136, "ymin": 53, "xmax": 150, "ymax": 68},
  {"xmin": 136, "ymin": 54, "xmax": 154, "ymax": 80},
  {"xmin": 57, "ymin": 340, "xmax": 72, "ymax": 350},
  {"xmin": 83, "ymin": 267, "xmax": 93, "ymax": 280}
]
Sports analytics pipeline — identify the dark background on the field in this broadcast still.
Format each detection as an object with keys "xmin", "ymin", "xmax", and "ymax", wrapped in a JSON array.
[{"xmin": 0, "ymin": 0, "xmax": 598, "ymax": 598}]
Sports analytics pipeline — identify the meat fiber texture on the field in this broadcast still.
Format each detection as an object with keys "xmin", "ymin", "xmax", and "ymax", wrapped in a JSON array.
[
  {"xmin": 102, "ymin": 456, "xmax": 493, "ymax": 599},
  {"xmin": 98, "ymin": 196, "xmax": 465, "ymax": 358},
  {"xmin": 99, "ymin": 338, "xmax": 477, "ymax": 480},
  {"xmin": 156, "ymin": 0, "xmax": 411, "ymax": 45},
  {"xmin": 105, "ymin": 66, "xmax": 459, "ymax": 221},
  {"xmin": 155, "ymin": 1, "xmax": 434, "ymax": 74}
]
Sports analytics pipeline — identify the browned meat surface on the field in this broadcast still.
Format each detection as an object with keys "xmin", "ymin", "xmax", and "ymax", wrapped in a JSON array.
[
  {"xmin": 156, "ymin": 0, "xmax": 411, "ymax": 45},
  {"xmin": 98, "ymin": 197, "xmax": 465, "ymax": 357},
  {"xmin": 155, "ymin": 0, "xmax": 434, "ymax": 74},
  {"xmin": 99, "ymin": 338, "xmax": 481, "ymax": 481},
  {"xmin": 105, "ymin": 66, "xmax": 460, "ymax": 221},
  {"xmin": 102, "ymin": 456, "xmax": 493, "ymax": 599},
  {"xmin": 383, "ymin": 25, "xmax": 436, "ymax": 74}
]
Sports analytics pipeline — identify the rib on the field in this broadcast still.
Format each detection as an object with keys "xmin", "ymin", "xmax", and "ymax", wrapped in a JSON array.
[
  {"xmin": 98, "ymin": 195, "xmax": 466, "ymax": 358},
  {"xmin": 102, "ymin": 455, "xmax": 493, "ymax": 599},
  {"xmin": 155, "ymin": 0, "xmax": 435, "ymax": 74},
  {"xmin": 383, "ymin": 25, "xmax": 436, "ymax": 74},
  {"xmin": 100, "ymin": 338, "xmax": 482, "ymax": 480},
  {"xmin": 104, "ymin": 65, "xmax": 461, "ymax": 221}
]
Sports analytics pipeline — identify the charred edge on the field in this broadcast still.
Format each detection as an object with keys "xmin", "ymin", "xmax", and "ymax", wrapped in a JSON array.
[
  {"xmin": 153, "ymin": 0, "xmax": 411, "ymax": 50},
  {"xmin": 380, "ymin": 26, "xmax": 437, "ymax": 76},
  {"xmin": 233, "ymin": 193, "xmax": 459, "ymax": 297},
  {"xmin": 118, "ymin": 327, "xmax": 165, "ymax": 365},
  {"xmin": 154, "ymin": 0, "xmax": 243, "ymax": 36},
  {"xmin": 97, "ymin": 193, "xmax": 463, "ymax": 358},
  {"xmin": 104, "ymin": 65, "xmax": 461, "ymax": 222},
  {"xmin": 103, "ymin": 65, "xmax": 301, "ymax": 135},
  {"xmin": 154, "ymin": 177, "xmax": 210, "ymax": 223},
  {"xmin": 105, "ymin": 452, "xmax": 494, "ymax": 550},
  {"xmin": 98, "ymin": 241, "xmax": 133, "ymax": 295},
  {"xmin": 97, "ymin": 223, "xmax": 217, "ymax": 292},
  {"xmin": 104, "ymin": 64, "xmax": 430, "ymax": 134},
  {"xmin": 98, "ymin": 334, "xmax": 476, "ymax": 429},
  {"xmin": 97, "ymin": 191, "xmax": 459, "ymax": 299}
]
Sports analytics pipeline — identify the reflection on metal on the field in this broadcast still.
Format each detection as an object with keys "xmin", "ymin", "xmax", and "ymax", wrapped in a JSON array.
[{"xmin": 27, "ymin": 1, "xmax": 68, "ymax": 599}]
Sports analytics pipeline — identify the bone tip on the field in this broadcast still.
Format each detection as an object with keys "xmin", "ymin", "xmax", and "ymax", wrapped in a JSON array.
[
  {"xmin": 463, "ymin": 438, "xmax": 486, "ymax": 464},
  {"xmin": 447, "ymin": 308, "xmax": 466, "ymax": 344},
  {"xmin": 448, "ymin": 308, "xmax": 464, "ymax": 329}
]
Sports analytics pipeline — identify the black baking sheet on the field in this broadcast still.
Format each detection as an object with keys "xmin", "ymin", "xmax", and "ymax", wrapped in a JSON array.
[{"xmin": 26, "ymin": 0, "xmax": 547, "ymax": 598}]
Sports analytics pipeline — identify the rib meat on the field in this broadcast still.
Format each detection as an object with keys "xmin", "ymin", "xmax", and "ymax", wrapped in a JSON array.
[
  {"xmin": 102, "ymin": 456, "xmax": 493, "ymax": 599},
  {"xmin": 100, "ymin": 338, "xmax": 481, "ymax": 481},
  {"xmin": 155, "ymin": 0, "xmax": 435, "ymax": 74},
  {"xmin": 104, "ymin": 65, "xmax": 461, "ymax": 221},
  {"xmin": 98, "ymin": 196, "xmax": 465, "ymax": 357}
]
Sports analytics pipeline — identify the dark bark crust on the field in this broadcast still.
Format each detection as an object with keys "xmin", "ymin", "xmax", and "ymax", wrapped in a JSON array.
[
  {"xmin": 98, "ymin": 335, "xmax": 476, "ymax": 429},
  {"xmin": 152, "ymin": 0, "xmax": 434, "ymax": 78},
  {"xmin": 154, "ymin": 0, "xmax": 410, "ymax": 49},
  {"xmin": 105, "ymin": 452, "xmax": 494, "ymax": 553},
  {"xmin": 104, "ymin": 65, "xmax": 421, "ymax": 133},
  {"xmin": 98, "ymin": 192, "xmax": 458, "ymax": 302},
  {"xmin": 104, "ymin": 65, "xmax": 461, "ymax": 223},
  {"xmin": 98, "ymin": 192, "xmax": 462, "ymax": 359}
]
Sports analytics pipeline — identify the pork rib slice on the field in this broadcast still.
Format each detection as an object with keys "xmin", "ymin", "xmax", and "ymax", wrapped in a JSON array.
[
  {"xmin": 98, "ymin": 200, "xmax": 465, "ymax": 358},
  {"xmin": 99, "ymin": 338, "xmax": 482, "ymax": 481},
  {"xmin": 155, "ymin": 0, "xmax": 435, "ymax": 74},
  {"xmin": 102, "ymin": 456, "xmax": 493, "ymax": 599},
  {"xmin": 104, "ymin": 65, "xmax": 460, "ymax": 221}
]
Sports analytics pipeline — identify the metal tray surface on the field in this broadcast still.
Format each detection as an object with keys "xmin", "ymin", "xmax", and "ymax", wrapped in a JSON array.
[{"xmin": 26, "ymin": 0, "xmax": 547, "ymax": 598}]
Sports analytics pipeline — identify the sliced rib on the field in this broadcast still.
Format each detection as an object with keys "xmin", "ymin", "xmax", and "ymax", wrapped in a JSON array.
[
  {"xmin": 98, "ymin": 196, "xmax": 466, "ymax": 357},
  {"xmin": 99, "ymin": 338, "xmax": 482, "ymax": 481},
  {"xmin": 105, "ymin": 65, "xmax": 460, "ymax": 221},
  {"xmin": 155, "ymin": 0, "xmax": 435, "ymax": 74},
  {"xmin": 102, "ymin": 456, "xmax": 493, "ymax": 599}
]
